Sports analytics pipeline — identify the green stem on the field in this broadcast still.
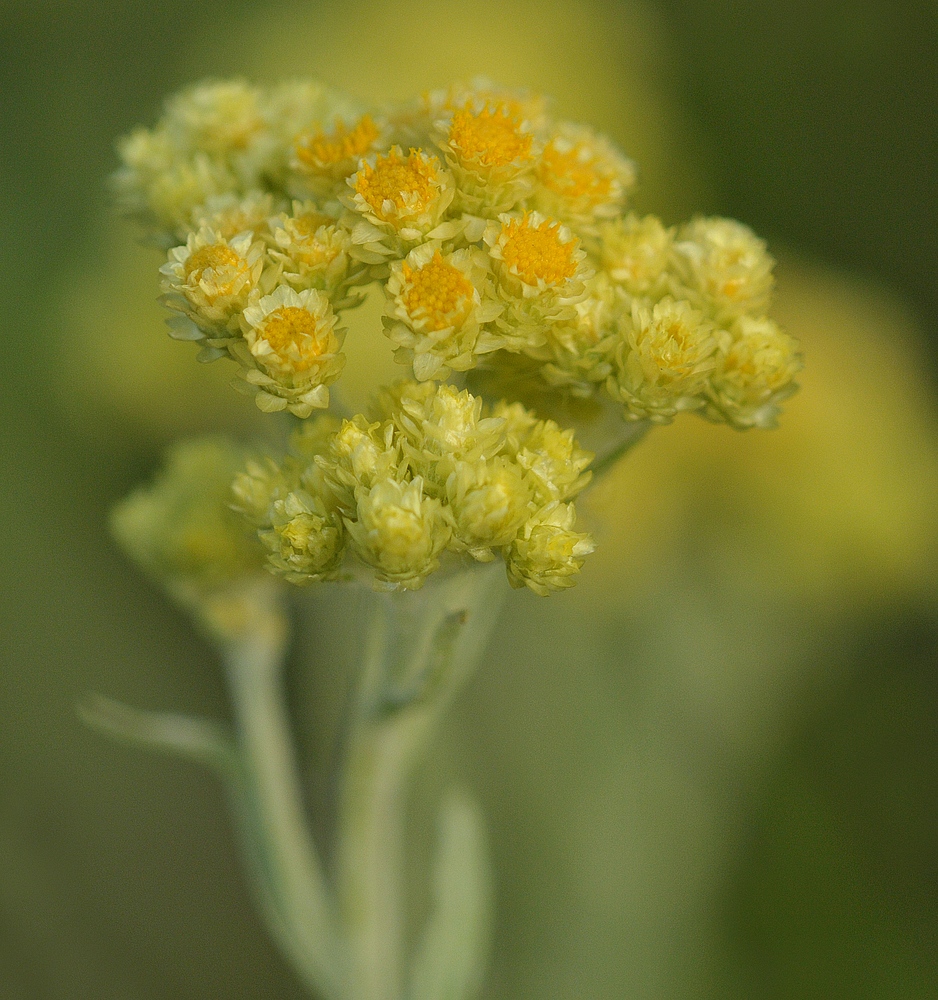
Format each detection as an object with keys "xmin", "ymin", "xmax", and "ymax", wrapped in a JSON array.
[
  {"xmin": 224, "ymin": 627, "xmax": 344, "ymax": 1000},
  {"xmin": 335, "ymin": 563, "xmax": 507, "ymax": 1000}
]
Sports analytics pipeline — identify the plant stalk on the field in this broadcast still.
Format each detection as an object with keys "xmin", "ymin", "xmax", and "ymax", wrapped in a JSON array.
[{"xmin": 335, "ymin": 563, "xmax": 507, "ymax": 1000}]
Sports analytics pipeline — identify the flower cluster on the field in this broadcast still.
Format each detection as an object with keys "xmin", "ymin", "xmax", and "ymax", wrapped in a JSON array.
[
  {"xmin": 231, "ymin": 381, "xmax": 593, "ymax": 594},
  {"xmin": 113, "ymin": 77, "xmax": 802, "ymax": 596},
  {"xmin": 110, "ymin": 438, "xmax": 269, "ymax": 634}
]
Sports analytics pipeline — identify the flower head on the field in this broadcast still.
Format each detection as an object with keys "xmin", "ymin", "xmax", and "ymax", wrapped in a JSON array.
[
  {"xmin": 383, "ymin": 244, "xmax": 502, "ymax": 380},
  {"xmin": 599, "ymin": 212, "xmax": 674, "ymax": 299},
  {"xmin": 160, "ymin": 227, "xmax": 269, "ymax": 343},
  {"xmin": 269, "ymin": 200, "xmax": 366, "ymax": 307},
  {"xmin": 609, "ymin": 297, "xmax": 718, "ymax": 421},
  {"xmin": 484, "ymin": 211, "xmax": 591, "ymax": 350},
  {"xmin": 291, "ymin": 113, "xmax": 387, "ymax": 198},
  {"xmin": 707, "ymin": 316, "xmax": 803, "ymax": 428},
  {"xmin": 506, "ymin": 502, "xmax": 595, "ymax": 596},
  {"xmin": 345, "ymin": 476, "xmax": 450, "ymax": 590},
  {"xmin": 435, "ymin": 100, "xmax": 537, "ymax": 217},
  {"xmin": 114, "ymin": 125, "xmax": 238, "ymax": 242},
  {"xmin": 234, "ymin": 285, "xmax": 345, "ymax": 416},
  {"xmin": 671, "ymin": 216, "xmax": 775, "ymax": 322},
  {"xmin": 539, "ymin": 271, "xmax": 623, "ymax": 395},
  {"xmin": 163, "ymin": 79, "xmax": 264, "ymax": 156},
  {"xmin": 534, "ymin": 124, "xmax": 636, "ymax": 232},
  {"xmin": 111, "ymin": 437, "xmax": 268, "ymax": 635},
  {"xmin": 259, "ymin": 491, "xmax": 345, "ymax": 584},
  {"xmin": 342, "ymin": 147, "xmax": 458, "ymax": 261},
  {"xmin": 190, "ymin": 190, "xmax": 281, "ymax": 241}
]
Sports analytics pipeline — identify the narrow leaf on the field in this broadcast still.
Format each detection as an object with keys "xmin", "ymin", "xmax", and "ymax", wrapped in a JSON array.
[
  {"xmin": 408, "ymin": 788, "xmax": 493, "ymax": 1000},
  {"xmin": 78, "ymin": 693, "xmax": 235, "ymax": 776}
]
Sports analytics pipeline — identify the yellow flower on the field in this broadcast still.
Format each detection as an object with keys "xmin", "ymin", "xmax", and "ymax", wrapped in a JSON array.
[
  {"xmin": 540, "ymin": 271, "xmax": 623, "ymax": 396},
  {"xmin": 510, "ymin": 416, "xmax": 593, "ymax": 503},
  {"xmin": 254, "ymin": 79, "xmax": 362, "ymax": 187},
  {"xmin": 391, "ymin": 382, "xmax": 506, "ymax": 487},
  {"xmin": 343, "ymin": 147, "xmax": 456, "ymax": 254},
  {"xmin": 190, "ymin": 190, "xmax": 281, "ymax": 241},
  {"xmin": 114, "ymin": 80, "xmax": 292, "ymax": 244},
  {"xmin": 393, "ymin": 79, "xmax": 550, "ymax": 151},
  {"xmin": 291, "ymin": 113, "xmax": 388, "ymax": 199},
  {"xmin": 269, "ymin": 201, "xmax": 368, "ymax": 308},
  {"xmin": 159, "ymin": 227, "xmax": 269, "ymax": 345},
  {"xmin": 599, "ymin": 212, "xmax": 674, "ymax": 299},
  {"xmin": 345, "ymin": 476, "xmax": 450, "ymax": 590},
  {"xmin": 231, "ymin": 455, "xmax": 291, "ymax": 527},
  {"xmin": 506, "ymin": 501, "xmax": 595, "ymax": 596},
  {"xmin": 318, "ymin": 415, "xmax": 403, "ymax": 514},
  {"xmin": 446, "ymin": 457, "xmax": 534, "ymax": 560},
  {"xmin": 163, "ymin": 79, "xmax": 265, "ymax": 157},
  {"xmin": 434, "ymin": 99, "xmax": 538, "ymax": 217},
  {"xmin": 111, "ymin": 436, "xmax": 265, "ymax": 604},
  {"xmin": 706, "ymin": 316, "xmax": 803, "ymax": 428},
  {"xmin": 383, "ymin": 244, "xmax": 502, "ymax": 380},
  {"xmin": 234, "ymin": 285, "xmax": 345, "ymax": 416},
  {"xmin": 533, "ymin": 123, "xmax": 636, "ymax": 233},
  {"xmin": 483, "ymin": 211, "xmax": 591, "ymax": 351},
  {"xmin": 609, "ymin": 297, "xmax": 718, "ymax": 421},
  {"xmin": 259, "ymin": 490, "xmax": 345, "ymax": 584},
  {"xmin": 113, "ymin": 125, "xmax": 238, "ymax": 243},
  {"xmin": 671, "ymin": 216, "xmax": 775, "ymax": 322}
]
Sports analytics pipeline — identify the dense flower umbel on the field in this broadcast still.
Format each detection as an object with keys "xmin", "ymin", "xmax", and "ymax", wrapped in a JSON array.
[
  {"xmin": 232, "ymin": 382, "xmax": 593, "ymax": 592},
  {"xmin": 114, "ymin": 77, "xmax": 802, "ymax": 596}
]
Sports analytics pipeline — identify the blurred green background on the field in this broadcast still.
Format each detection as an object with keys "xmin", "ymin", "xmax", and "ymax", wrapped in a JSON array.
[{"xmin": 1, "ymin": 1, "xmax": 936, "ymax": 997}]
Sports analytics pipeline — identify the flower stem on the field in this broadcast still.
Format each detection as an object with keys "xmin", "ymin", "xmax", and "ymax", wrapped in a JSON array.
[
  {"xmin": 223, "ymin": 622, "xmax": 344, "ymax": 1000},
  {"xmin": 335, "ymin": 564, "xmax": 507, "ymax": 1000}
]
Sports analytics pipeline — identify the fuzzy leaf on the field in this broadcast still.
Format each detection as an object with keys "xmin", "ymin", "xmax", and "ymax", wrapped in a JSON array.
[{"xmin": 407, "ymin": 788, "xmax": 492, "ymax": 1000}]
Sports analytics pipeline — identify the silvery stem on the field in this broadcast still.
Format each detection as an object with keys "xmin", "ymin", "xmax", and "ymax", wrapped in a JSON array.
[{"xmin": 335, "ymin": 562, "xmax": 506, "ymax": 1000}]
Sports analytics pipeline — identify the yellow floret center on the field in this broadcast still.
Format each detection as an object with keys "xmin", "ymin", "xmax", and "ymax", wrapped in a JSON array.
[
  {"xmin": 448, "ymin": 104, "xmax": 532, "ymax": 167},
  {"xmin": 539, "ymin": 141, "xmax": 611, "ymax": 201},
  {"xmin": 297, "ymin": 114, "xmax": 380, "ymax": 169},
  {"xmin": 287, "ymin": 216, "xmax": 340, "ymax": 268},
  {"xmin": 261, "ymin": 306, "xmax": 330, "ymax": 370},
  {"xmin": 185, "ymin": 244, "xmax": 245, "ymax": 284},
  {"xmin": 292, "ymin": 212, "xmax": 332, "ymax": 237},
  {"xmin": 500, "ymin": 216, "xmax": 578, "ymax": 285},
  {"xmin": 402, "ymin": 252, "xmax": 474, "ymax": 331},
  {"xmin": 723, "ymin": 337, "xmax": 793, "ymax": 389},
  {"xmin": 354, "ymin": 149, "xmax": 440, "ymax": 219},
  {"xmin": 724, "ymin": 349, "xmax": 759, "ymax": 379},
  {"xmin": 660, "ymin": 320, "xmax": 694, "ymax": 351},
  {"xmin": 719, "ymin": 277, "xmax": 746, "ymax": 300}
]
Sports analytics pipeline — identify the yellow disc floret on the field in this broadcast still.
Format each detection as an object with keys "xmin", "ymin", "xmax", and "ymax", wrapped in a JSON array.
[
  {"xmin": 539, "ymin": 140, "xmax": 612, "ymax": 202},
  {"xmin": 236, "ymin": 286, "xmax": 345, "ymax": 416},
  {"xmin": 447, "ymin": 103, "xmax": 532, "ymax": 167},
  {"xmin": 184, "ymin": 243, "xmax": 247, "ymax": 298},
  {"xmin": 353, "ymin": 147, "xmax": 440, "ymax": 220},
  {"xmin": 259, "ymin": 306, "xmax": 331, "ymax": 374},
  {"xmin": 161, "ymin": 228, "xmax": 267, "ymax": 340},
  {"xmin": 401, "ymin": 252, "xmax": 475, "ymax": 331},
  {"xmin": 500, "ymin": 215, "xmax": 578, "ymax": 286},
  {"xmin": 296, "ymin": 114, "xmax": 380, "ymax": 169}
]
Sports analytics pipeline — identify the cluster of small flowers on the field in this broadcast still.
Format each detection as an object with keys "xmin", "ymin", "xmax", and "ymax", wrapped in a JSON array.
[
  {"xmin": 110, "ymin": 438, "xmax": 269, "ymax": 628},
  {"xmin": 113, "ymin": 77, "xmax": 801, "ymax": 595},
  {"xmin": 231, "ymin": 380, "xmax": 593, "ymax": 594}
]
